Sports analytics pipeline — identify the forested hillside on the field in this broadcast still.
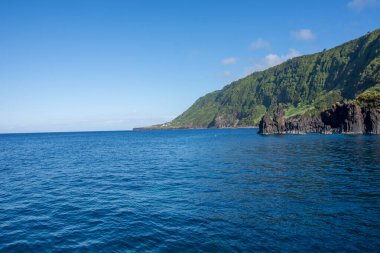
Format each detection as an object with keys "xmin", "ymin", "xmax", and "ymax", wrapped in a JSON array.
[{"xmin": 145, "ymin": 29, "xmax": 380, "ymax": 129}]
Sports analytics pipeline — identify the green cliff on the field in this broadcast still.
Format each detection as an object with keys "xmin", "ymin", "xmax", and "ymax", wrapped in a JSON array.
[{"xmin": 143, "ymin": 29, "xmax": 380, "ymax": 129}]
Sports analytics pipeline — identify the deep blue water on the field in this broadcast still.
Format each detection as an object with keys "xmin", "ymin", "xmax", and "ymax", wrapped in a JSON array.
[{"xmin": 0, "ymin": 129, "xmax": 380, "ymax": 252}]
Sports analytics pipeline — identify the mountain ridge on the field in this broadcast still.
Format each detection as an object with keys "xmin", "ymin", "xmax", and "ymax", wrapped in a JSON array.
[{"xmin": 135, "ymin": 29, "xmax": 380, "ymax": 130}]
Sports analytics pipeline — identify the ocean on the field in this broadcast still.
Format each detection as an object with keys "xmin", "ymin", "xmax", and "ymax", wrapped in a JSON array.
[{"xmin": 0, "ymin": 129, "xmax": 379, "ymax": 252}]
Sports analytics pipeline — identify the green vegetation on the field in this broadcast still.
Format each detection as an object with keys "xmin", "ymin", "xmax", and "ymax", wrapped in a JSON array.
[
  {"xmin": 154, "ymin": 29, "xmax": 380, "ymax": 129},
  {"xmin": 356, "ymin": 84, "xmax": 380, "ymax": 107}
]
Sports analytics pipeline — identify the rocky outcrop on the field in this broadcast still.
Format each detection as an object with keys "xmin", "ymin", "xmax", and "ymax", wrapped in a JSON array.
[
  {"xmin": 321, "ymin": 102, "xmax": 380, "ymax": 134},
  {"xmin": 285, "ymin": 116, "xmax": 325, "ymax": 134},
  {"xmin": 259, "ymin": 102, "xmax": 380, "ymax": 135},
  {"xmin": 209, "ymin": 112, "xmax": 238, "ymax": 128},
  {"xmin": 259, "ymin": 107, "xmax": 286, "ymax": 134},
  {"xmin": 364, "ymin": 107, "xmax": 380, "ymax": 134},
  {"xmin": 321, "ymin": 103, "xmax": 364, "ymax": 134},
  {"xmin": 258, "ymin": 107, "xmax": 324, "ymax": 134}
]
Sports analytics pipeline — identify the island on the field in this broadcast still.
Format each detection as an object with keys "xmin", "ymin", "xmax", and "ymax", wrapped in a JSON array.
[{"xmin": 135, "ymin": 29, "xmax": 380, "ymax": 134}]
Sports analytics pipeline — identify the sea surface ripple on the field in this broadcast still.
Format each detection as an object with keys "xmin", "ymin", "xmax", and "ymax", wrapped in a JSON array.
[{"xmin": 0, "ymin": 129, "xmax": 379, "ymax": 252}]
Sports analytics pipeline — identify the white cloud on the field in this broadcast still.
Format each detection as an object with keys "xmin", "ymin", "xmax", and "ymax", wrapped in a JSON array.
[
  {"xmin": 292, "ymin": 29, "xmax": 315, "ymax": 41},
  {"xmin": 246, "ymin": 49, "xmax": 301, "ymax": 74},
  {"xmin": 221, "ymin": 57, "xmax": 238, "ymax": 65},
  {"xmin": 348, "ymin": 0, "xmax": 380, "ymax": 10},
  {"xmin": 251, "ymin": 38, "xmax": 270, "ymax": 50}
]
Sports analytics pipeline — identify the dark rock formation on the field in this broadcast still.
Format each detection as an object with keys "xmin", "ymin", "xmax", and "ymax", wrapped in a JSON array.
[
  {"xmin": 209, "ymin": 112, "xmax": 238, "ymax": 128},
  {"xmin": 258, "ymin": 113, "xmax": 324, "ymax": 135},
  {"xmin": 259, "ymin": 102, "xmax": 380, "ymax": 135},
  {"xmin": 321, "ymin": 102, "xmax": 380, "ymax": 134},
  {"xmin": 259, "ymin": 107, "xmax": 286, "ymax": 134},
  {"xmin": 364, "ymin": 107, "xmax": 380, "ymax": 134},
  {"xmin": 321, "ymin": 103, "xmax": 364, "ymax": 133},
  {"xmin": 285, "ymin": 116, "xmax": 325, "ymax": 134}
]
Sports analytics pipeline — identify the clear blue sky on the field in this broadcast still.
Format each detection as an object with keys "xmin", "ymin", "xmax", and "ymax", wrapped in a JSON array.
[{"xmin": 1, "ymin": 0, "xmax": 379, "ymax": 133}]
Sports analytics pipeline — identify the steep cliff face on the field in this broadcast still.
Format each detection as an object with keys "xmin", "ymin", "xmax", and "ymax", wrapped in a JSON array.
[
  {"xmin": 321, "ymin": 103, "xmax": 380, "ymax": 134},
  {"xmin": 258, "ymin": 107, "xmax": 324, "ymax": 134},
  {"xmin": 365, "ymin": 107, "xmax": 380, "ymax": 134},
  {"xmin": 321, "ymin": 103, "xmax": 364, "ymax": 133},
  {"xmin": 160, "ymin": 29, "xmax": 380, "ymax": 129},
  {"xmin": 258, "ymin": 107, "xmax": 286, "ymax": 134},
  {"xmin": 259, "ymin": 102, "xmax": 380, "ymax": 134},
  {"xmin": 285, "ymin": 116, "xmax": 324, "ymax": 134},
  {"xmin": 136, "ymin": 30, "xmax": 380, "ymax": 131}
]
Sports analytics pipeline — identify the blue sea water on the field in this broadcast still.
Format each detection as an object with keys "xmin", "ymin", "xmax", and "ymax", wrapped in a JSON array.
[{"xmin": 0, "ymin": 129, "xmax": 379, "ymax": 252}]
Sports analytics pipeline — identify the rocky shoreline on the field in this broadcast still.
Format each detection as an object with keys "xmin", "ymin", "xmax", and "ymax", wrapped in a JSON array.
[
  {"xmin": 133, "ymin": 126, "xmax": 259, "ymax": 131},
  {"xmin": 258, "ymin": 103, "xmax": 380, "ymax": 135}
]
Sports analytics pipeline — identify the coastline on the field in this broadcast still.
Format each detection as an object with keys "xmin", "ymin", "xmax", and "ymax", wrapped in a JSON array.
[{"xmin": 132, "ymin": 126, "xmax": 259, "ymax": 131}]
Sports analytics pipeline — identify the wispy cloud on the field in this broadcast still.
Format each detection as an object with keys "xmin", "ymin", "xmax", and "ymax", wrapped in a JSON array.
[
  {"xmin": 221, "ymin": 57, "xmax": 238, "ymax": 65},
  {"xmin": 292, "ymin": 29, "xmax": 315, "ymax": 41},
  {"xmin": 246, "ymin": 49, "xmax": 301, "ymax": 74},
  {"xmin": 251, "ymin": 38, "xmax": 270, "ymax": 50},
  {"xmin": 220, "ymin": 71, "xmax": 232, "ymax": 78},
  {"xmin": 347, "ymin": 0, "xmax": 380, "ymax": 10}
]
